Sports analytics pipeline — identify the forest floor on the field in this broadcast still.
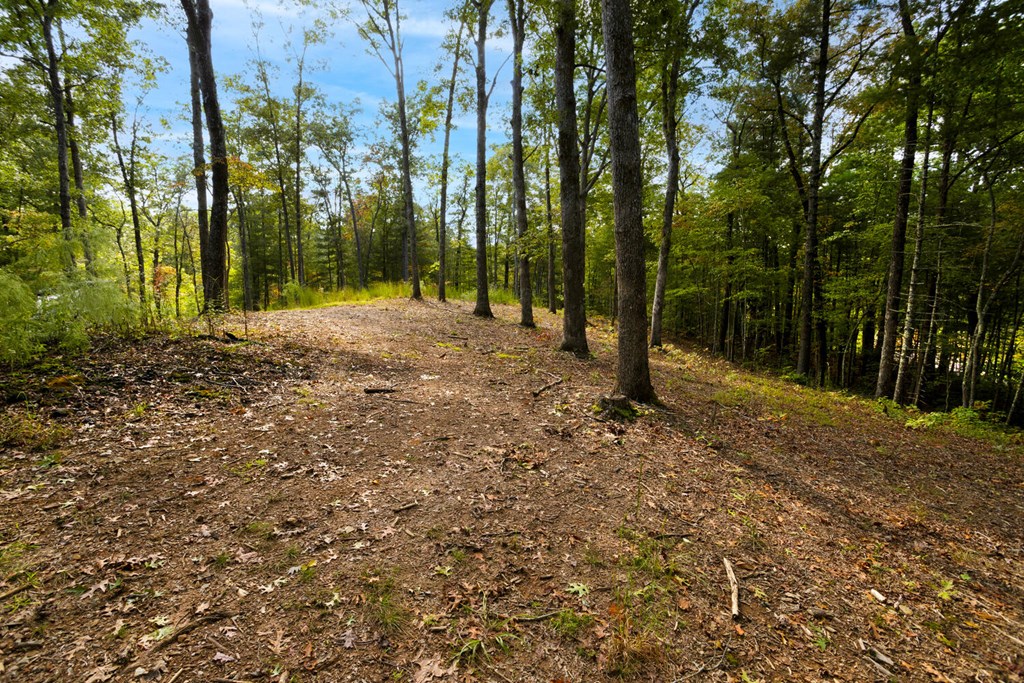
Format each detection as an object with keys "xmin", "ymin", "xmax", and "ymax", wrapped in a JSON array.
[{"xmin": 1, "ymin": 299, "xmax": 1023, "ymax": 683}]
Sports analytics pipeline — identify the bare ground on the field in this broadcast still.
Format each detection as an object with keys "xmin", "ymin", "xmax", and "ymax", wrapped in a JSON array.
[{"xmin": 1, "ymin": 299, "xmax": 1022, "ymax": 683}]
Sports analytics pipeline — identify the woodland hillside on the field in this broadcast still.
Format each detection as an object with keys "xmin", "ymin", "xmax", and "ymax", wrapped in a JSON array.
[
  {"xmin": 1, "ymin": 301, "xmax": 1023, "ymax": 681},
  {"xmin": 1, "ymin": 0, "xmax": 1023, "ymax": 415}
]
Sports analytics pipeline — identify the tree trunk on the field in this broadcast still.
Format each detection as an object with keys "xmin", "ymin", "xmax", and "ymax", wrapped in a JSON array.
[
  {"xmin": 186, "ymin": 20, "xmax": 210, "ymax": 292},
  {"xmin": 797, "ymin": 0, "xmax": 831, "ymax": 385},
  {"xmin": 472, "ymin": 0, "xmax": 493, "ymax": 316},
  {"xmin": 111, "ymin": 114, "xmax": 147, "ymax": 318},
  {"xmin": 508, "ymin": 0, "xmax": 533, "ymax": 326},
  {"xmin": 876, "ymin": 0, "xmax": 921, "ymax": 397},
  {"xmin": 650, "ymin": 55, "xmax": 680, "ymax": 348},
  {"xmin": 545, "ymin": 143, "xmax": 557, "ymax": 313},
  {"xmin": 602, "ymin": 0, "xmax": 654, "ymax": 402},
  {"xmin": 40, "ymin": 6, "xmax": 75, "ymax": 271},
  {"xmin": 182, "ymin": 0, "xmax": 229, "ymax": 312},
  {"xmin": 438, "ymin": 22, "xmax": 464, "ymax": 302},
  {"xmin": 894, "ymin": 99, "xmax": 933, "ymax": 403},
  {"xmin": 555, "ymin": 0, "xmax": 588, "ymax": 354}
]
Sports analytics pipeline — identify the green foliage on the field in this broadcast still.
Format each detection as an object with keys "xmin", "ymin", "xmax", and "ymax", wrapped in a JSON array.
[
  {"xmin": 272, "ymin": 281, "xmax": 415, "ymax": 310},
  {"xmin": 0, "ymin": 271, "xmax": 136, "ymax": 367},
  {"xmin": 0, "ymin": 270, "xmax": 39, "ymax": 364},
  {"xmin": 0, "ymin": 410, "xmax": 69, "ymax": 452}
]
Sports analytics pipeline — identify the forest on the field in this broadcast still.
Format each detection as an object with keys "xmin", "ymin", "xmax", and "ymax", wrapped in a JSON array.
[
  {"xmin": 0, "ymin": 0, "xmax": 1021, "ymax": 416},
  {"xmin": 1, "ymin": 1, "xmax": 1023, "ymax": 680}
]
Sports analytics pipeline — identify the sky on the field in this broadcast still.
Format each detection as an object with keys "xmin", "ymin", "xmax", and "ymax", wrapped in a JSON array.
[{"xmin": 130, "ymin": 0, "xmax": 515, "ymax": 200}]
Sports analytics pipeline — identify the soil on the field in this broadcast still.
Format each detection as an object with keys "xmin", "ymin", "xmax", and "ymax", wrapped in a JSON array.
[{"xmin": 1, "ymin": 299, "xmax": 1022, "ymax": 683}]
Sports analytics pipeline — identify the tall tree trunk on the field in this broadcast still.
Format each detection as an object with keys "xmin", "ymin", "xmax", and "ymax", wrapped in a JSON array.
[
  {"xmin": 294, "ymin": 76, "xmax": 306, "ymax": 286},
  {"xmin": 438, "ymin": 22, "xmax": 464, "ymax": 302},
  {"xmin": 39, "ymin": 5, "xmax": 75, "ymax": 271},
  {"xmin": 472, "ymin": 0, "xmax": 493, "ymax": 316},
  {"xmin": 894, "ymin": 99, "xmax": 934, "ymax": 403},
  {"xmin": 876, "ymin": 0, "xmax": 921, "ymax": 397},
  {"xmin": 797, "ymin": 0, "xmax": 831, "ymax": 384},
  {"xmin": 963, "ymin": 182, "xmax": 1024, "ymax": 408},
  {"xmin": 182, "ymin": 0, "xmax": 229, "ymax": 311},
  {"xmin": 545, "ymin": 143, "xmax": 557, "ymax": 313},
  {"xmin": 508, "ymin": 0, "xmax": 533, "ymax": 326},
  {"xmin": 111, "ymin": 114, "xmax": 147, "ymax": 318},
  {"xmin": 602, "ymin": 0, "xmax": 654, "ymax": 402},
  {"xmin": 650, "ymin": 55, "xmax": 680, "ymax": 348},
  {"xmin": 186, "ymin": 20, "xmax": 211, "ymax": 293},
  {"xmin": 235, "ymin": 188, "xmax": 254, "ymax": 311},
  {"xmin": 555, "ymin": 0, "xmax": 588, "ymax": 353}
]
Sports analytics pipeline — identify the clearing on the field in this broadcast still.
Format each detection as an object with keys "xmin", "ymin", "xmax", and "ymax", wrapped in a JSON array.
[{"xmin": 1, "ymin": 300, "xmax": 1022, "ymax": 682}]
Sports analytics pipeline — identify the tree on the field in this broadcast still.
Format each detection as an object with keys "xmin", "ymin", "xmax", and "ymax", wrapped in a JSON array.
[
  {"xmin": 471, "ymin": 0, "xmax": 497, "ymax": 318},
  {"xmin": 507, "ymin": 0, "xmax": 533, "ymax": 326},
  {"xmin": 437, "ymin": 14, "xmax": 466, "ymax": 302},
  {"xmin": 181, "ymin": 0, "xmax": 229, "ymax": 312},
  {"xmin": 602, "ymin": 0, "xmax": 654, "ymax": 402},
  {"xmin": 553, "ymin": 0, "xmax": 588, "ymax": 353},
  {"xmin": 359, "ymin": 0, "xmax": 421, "ymax": 300}
]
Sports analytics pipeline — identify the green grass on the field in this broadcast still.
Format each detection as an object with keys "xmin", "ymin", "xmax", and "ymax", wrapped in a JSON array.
[{"xmin": 0, "ymin": 411, "xmax": 69, "ymax": 452}]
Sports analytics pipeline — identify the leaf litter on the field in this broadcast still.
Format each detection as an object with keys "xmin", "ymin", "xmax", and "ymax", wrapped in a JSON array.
[{"xmin": 0, "ymin": 300, "xmax": 1021, "ymax": 681}]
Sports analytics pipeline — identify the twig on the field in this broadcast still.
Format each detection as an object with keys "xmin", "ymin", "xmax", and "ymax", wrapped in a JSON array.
[
  {"xmin": 392, "ymin": 501, "xmax": 419, "ymax": 513},
  {"xmin": 166, "ymin": 670, "xmax": 184, "ymax": 683},
  {"xmin": 364, "ymin": 387, "xmax": 397, "ymax": 394},
  {"xmin": 531, "ymin": 377, "xmax": 563, "ymax": 397},
  {"xmin": 723, "ymin": 558, "xmax": 740, "ymax": 620},
  {"xmin": 0, "ymin": 583, "xmax": 33, "ymax": 602},
  {"xmin": 125, "ymin": 611, "xmax": 234, "ymax": 668},
  {"xmin": 496, "ymin": 610, "xmax": 562, "ymax": 622}
]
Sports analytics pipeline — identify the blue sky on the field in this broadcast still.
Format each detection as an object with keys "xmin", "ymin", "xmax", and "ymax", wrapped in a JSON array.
[{"xmin": 131, "ymin": 0, "xmax": 515, "ymax": 199}]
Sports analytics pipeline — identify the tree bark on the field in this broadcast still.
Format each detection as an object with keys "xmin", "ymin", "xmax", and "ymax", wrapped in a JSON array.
[
  {"xmin": 876, "ymin": 0, "xmax": 920, "ymax": 397},
  {"xmin": 555, "ymin": 0, "xmax": 588, "ymax": 353},
  {"xmin": 186, "ymin": 19, "xmax": 211, "ymax": 293},
  {"xmin": 39, "ymin": 3, "xmax": 75, "ymax": 270},
  {"xmin": 438, "ymin": 22, "xmax": 464, "ymax": 302},
  {"xmin": 797, "ymin": 0, "xmax": 831, "ymax": 385},
  {"xmin": 894, "ymin": 99, "xmax": 933, "ymax": 403},
  {"xmin": 182, "ymin": 0, "xmax": 229, "ymax": 311},
  {"xmin": 508, "ymin": 0, "xmax": 533, "ymax": 327},
  {"xmin": 473, "ymin": 0, "xmax": 493, "ymax": 317},
  {"xmin": 650, "ymin": 55, "xmax": 680, "ymax": 349},
  {"xmin": 602, "ymin": 0, "xmax": 654, "ymax": 402}
]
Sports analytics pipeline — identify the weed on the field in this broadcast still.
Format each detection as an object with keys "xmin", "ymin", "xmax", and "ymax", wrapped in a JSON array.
[
  {"xmin": 551, "ymin": 609, "xmax": 594, "ymax": 639},
  {"xmin": 362, "ymin": 572, "xmax": 408, "ymax": 635},
  {"xmin": 434, "ymin": 565, "xmax": 453, "ymax": 577},
  {"xmin": 435, "ymin": 341, "xmax": 462, "ymax": 351},
  {"xmin": 243, "ymin": 521, "xmax": 275, "ymax": 540},
  {"xmin": 811, "ymin": 626, "xmax": 830, "ymax": 651},
  {"xmin": 34, "ymin": 452, "xmax": 63, "ymax": 470},
  {"xmin": 0, "ymin": 411, "xmax": 69, "ymax": 452},
  {"xmin": 937, "ymin": 578, "xmax": 957, "ymax": 602},
  {"xmin": 452, "ymin": 625, "xmax": 518, "ymax": 665},
  {"xmin": 212, "ymin": 552, "xmax": 231, "ymax": 569},
  {"xmin": 296, "ymin": 561, "xmax": 317, "ymax": 583},
  {"xmin": 583, "ymin": 543, "xmax": 605, "ymax": 567}
]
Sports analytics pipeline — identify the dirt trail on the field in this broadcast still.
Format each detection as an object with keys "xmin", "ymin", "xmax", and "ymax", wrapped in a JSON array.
[{"xmin": 1, "ymin": 300, "xmax": 1022, "ymax": 682}]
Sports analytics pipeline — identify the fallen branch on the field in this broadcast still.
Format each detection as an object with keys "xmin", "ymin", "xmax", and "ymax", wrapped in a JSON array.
[
  {"xmin": 0, "ymin": 582, "xmax": 33, "ymax": 602},
  {"xmin": 531, "ymin": 377, "xmax": 563, "ymax": 397},
  {"xmin": 125, "ymin": 611, "xmax": 234, "ymax": 668},
  {"xmin": 723, "ymin": 558, "xmax": 740, "ymax": 620},
  {"xmin": 364, "ymin": 387, "xmax": 397, "ymax": 394},
  {"xmin": 497, "ymin": 610, "xmax": 562, "ymax": 622}
]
